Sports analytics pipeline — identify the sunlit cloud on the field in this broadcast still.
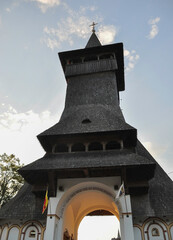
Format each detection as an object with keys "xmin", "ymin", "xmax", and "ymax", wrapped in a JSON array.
[
  {"xmin": 147, "ymin": 17, "xmax": 160, "ymax": 39},
  {"xmin": 0, "ymin": 104, "xmax": 59, "ymax": 164},
  {"xmin": 98, "ymin": 25, "xmax": 117, "ymax": 45},
  {"xmin": 43, "ymin": 37, "xmax": 60, "ymax": 50},
  {"xmin": 43, "ymin": 15, "xmax": 92, "ymax": 49},
  {"xmin": 42, "ymin": 3, "xmax": 97, "ymax": 49},
  {"xmin": 124, "ymin": 49, "xmax": 139, "ymax": 71},
  {"xmin": 30, "ymin": 0, "xmax": 61, "ymax": 13},
  {"xmin": 43, "ymin": 4, "xmax": 116, "ymax": 49}
]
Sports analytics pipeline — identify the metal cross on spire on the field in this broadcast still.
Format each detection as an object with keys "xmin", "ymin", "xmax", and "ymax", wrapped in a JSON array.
[{"xmin": 89, "ymin": 22, "xmax": 98, "ymax": 33}]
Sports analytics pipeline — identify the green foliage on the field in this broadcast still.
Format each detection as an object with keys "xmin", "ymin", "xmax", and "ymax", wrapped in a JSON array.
[{"xmin": 0, "ymin": 153, "xmax": 24, "ymax": 208}]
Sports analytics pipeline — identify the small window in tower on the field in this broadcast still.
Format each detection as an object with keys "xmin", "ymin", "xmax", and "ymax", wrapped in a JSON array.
[
  {"xmin": 82, "ymin": 119, "xmax": 91, "ymax": 124},
  {"xmin": 54, "ymin": 144, "xmax": 68, "ymax": 153},
  {"xmin": 106, "ymin": 141, "xmax": 121, "ymax": 150},
  {"xmin": 71, "ymin": 143, "xmax": 85, "ymax": 152},
  {"xmin": 152, "ymin": 228, "xmax": 160, "ymax": 236},
  {"xmin": 88, "ymin": 142, "xmax": 103, "ymax": 151},
  {"xmin": 84, "ymin": 55, "xmax": 98, "ymax": 62},
  {"xmin": 29, "ymin": 230, "xmax": 36, "ymax": 238}
]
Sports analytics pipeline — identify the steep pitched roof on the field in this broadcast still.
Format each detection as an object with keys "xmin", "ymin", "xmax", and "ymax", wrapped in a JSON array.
[
  {"xmin": 131, "ymin": 164, "xmax": 173, "ymax": 218},
  {"xmin": 38, "ymin": 104, "xmax": 135, "ymax": 136},
  {"xmin": 85, "ymin": 32, "xmax": 102, "ymax": 48},
  {"xmin": 0, "ymin": 183, "xmax": 46, "ymax": 220},
  {"xmin": 128, "ymin": 141, "xmax": 173, "ymax": 218},
  {"xmin": 37, "ymin": 64, "xmax": 134, "ymax": 151}
]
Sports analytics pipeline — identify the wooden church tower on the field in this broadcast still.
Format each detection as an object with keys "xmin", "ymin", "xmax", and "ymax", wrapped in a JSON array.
[{"xmin": 0, "ymin": 28, "xmax": 173, "ymax": 240}]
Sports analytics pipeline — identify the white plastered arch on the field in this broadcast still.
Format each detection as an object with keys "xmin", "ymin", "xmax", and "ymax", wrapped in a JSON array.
[
  {"xmin": 55, "ymin": 181, "xmax": 123, "ymax": 240},
  {"xmin": 56, "ymin": 181, "xmax": 123, "ymax": 217}
]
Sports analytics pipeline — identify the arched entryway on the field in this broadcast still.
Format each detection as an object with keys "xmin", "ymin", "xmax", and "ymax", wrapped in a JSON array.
[{"xmin": 55, "ymin": 182, "xmax": 121, "ymax": 240}]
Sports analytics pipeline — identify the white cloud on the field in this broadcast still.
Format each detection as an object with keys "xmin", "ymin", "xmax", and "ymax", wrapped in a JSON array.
[
  {"xmin": 98, "ymin": 25, "xmax": 117, "ymax": 45},
  {"xmin": 43, "ymin": 4, "xmax": 117, "ymax": 49},
  {"xmin": 124, "ymin": 49, "xmax": 139, "ymax": 71},
  {"xmin": 43, "ymin": 14, "xmax": 93, "ymax": 49},
  {"xmin": 90, "ymin": 6, "xmax": 97, "ymax": 11},
  {"xmin": 147, "ymin": 17, "xmax": 160, "ymax": 39},
  {"xmin": 149, "ymin": 17, "xmax": 160, "ymax": 25},
  {"xmin": 30, "ymin": 0, "xmax": 61, "ymax": 13},
  {"xmin": 148, "ymin": 25, "xmax": 159, "ymax": 39},
  {"xmin": 0, "ymin": 104, "xmax": 60, "ymax": 165},
  {"xmin": 79, "ymin": 6, "xmax": 97, "ymax": 13},
  {"xmin": 43, "ymin": 37, "xmax": 60, "ymax": 50},
  {"xmin": 5, "ymin": 8, "xmax": 11, "ymax": 13}
]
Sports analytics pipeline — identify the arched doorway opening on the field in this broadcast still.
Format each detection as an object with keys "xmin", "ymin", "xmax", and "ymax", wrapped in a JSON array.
[
  {"xmin": 56, "ymin": 182, "xmax": 122, "ymax": 240},
  {"xmin": 78, "ymin": 210, "xmax": 120, "ymax": 240}
]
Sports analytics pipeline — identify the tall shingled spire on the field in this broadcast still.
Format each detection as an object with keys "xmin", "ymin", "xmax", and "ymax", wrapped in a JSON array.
[{"xmin": 36, "ymin": 32, "xmax": 136, "ymax": 152}]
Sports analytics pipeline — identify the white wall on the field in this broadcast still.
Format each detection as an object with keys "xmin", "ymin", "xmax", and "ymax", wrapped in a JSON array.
[
  {"xmin": 7, "ymin": 227, "xmax": 19, "ymax": 240},
  {"xmin": 133, "ymin": 227, "xmax": 142, "ymax": 240},
  {"xmin": 57, "ymin": 177, "xmax": 121, "ymax": 195},
  {"xmin": 1, "ymin": 226, "xmax": 8, "ymax": 240}
]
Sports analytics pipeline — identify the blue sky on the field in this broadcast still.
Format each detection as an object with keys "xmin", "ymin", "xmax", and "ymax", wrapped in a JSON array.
[{"xmin": 0, "ymin": 0, "xmax": 173, "ymax": 180}]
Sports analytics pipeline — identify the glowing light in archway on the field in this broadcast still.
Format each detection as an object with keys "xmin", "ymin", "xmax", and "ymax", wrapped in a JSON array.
[{"xmin": 78, "ymin": 215, "xmax": 120, "ymax": 240}]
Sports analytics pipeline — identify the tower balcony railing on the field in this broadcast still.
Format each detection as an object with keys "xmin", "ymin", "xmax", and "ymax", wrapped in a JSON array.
[{"xmin": 65, "ymin": 58, "xmax": 118, "ymax": 77}]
